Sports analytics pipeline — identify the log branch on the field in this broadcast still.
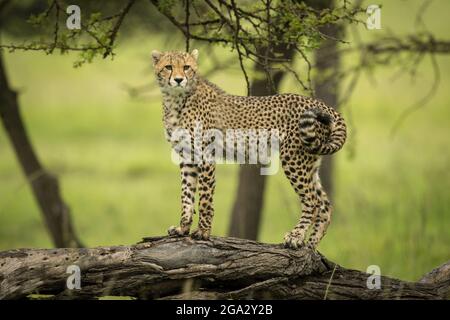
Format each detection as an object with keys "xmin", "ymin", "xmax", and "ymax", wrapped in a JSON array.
[
  {"xmin": 0, "ymin": 236, "xmax": 448, "ymax": 300},
  {"xmin": 419, "ymin": 261, "xmax": 450, "ymax": 288}
]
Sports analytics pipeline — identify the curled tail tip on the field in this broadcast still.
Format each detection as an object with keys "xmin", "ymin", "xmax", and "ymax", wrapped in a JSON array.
[
  {"xmin": 299, "ymin": 107, "xmax": 346, "ymax": 156},
  {"xmin": 311, "ymin": 107, "xmax": 332, "ymax": 125},
  {"xmin": 300, "ymin": 108, "xmax": 332, "ymax": 126}
]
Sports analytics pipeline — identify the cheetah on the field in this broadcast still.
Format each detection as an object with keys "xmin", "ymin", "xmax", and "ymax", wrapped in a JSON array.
[{"xmin": 151, "ymin": 49, "xmax": 347, "ymax": 250}]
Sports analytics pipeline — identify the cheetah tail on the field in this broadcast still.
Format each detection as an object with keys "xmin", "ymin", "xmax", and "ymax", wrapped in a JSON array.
[{"xmin": 299, "ymin": 107, "xmax": 347, "ymax": 155}]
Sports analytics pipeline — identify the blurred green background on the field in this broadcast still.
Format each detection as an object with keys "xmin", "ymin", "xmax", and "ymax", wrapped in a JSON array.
[{"xmin": 0, "ymin": 0, "xmax": 449, "ymax": 282}]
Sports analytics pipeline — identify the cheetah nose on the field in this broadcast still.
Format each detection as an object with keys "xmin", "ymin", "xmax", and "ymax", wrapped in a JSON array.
[{"xmin": 174, "ymin": 77, "xmax": 183, "ymax": 84}]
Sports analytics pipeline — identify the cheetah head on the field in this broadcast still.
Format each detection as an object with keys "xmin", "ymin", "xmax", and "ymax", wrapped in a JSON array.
[{"xmin": 151, "ymin": 49, "xmax": 199, "ymax": 92}]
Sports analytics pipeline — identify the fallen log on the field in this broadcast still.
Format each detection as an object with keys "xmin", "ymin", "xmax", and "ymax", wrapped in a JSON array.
[{"xmin": 0, "ymin": 236, "xmax": 448, "ymax": 300}]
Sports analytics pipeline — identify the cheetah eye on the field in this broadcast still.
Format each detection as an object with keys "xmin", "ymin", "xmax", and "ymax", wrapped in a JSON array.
[
  {"xmin": 183, "ymin": 65, "xmax": 190, "ymax": 71},
  {"xmin": 164, "ymin": 65, "xmax": 172, "ymax": 71}
]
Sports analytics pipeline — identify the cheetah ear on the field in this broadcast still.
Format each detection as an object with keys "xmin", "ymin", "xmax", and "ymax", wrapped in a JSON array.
[
  {"xmin": 191, "ymin": 49, "xmax": 199, "ymax": 61},
  {"xmin": 151, "ymin": 50, "xmax": 162, "ymax": 65}
]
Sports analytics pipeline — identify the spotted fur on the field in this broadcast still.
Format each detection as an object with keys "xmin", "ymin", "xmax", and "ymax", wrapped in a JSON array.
[{"xmin": 152, "ymin": 49, "xmax": 347, "ymax": 249}]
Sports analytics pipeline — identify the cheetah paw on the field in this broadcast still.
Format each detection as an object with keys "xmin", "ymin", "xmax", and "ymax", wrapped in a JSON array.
[
  {"xmin": 283, "ymin": 232, "xmax": 305, "ymax": 249},
  {"xmin": 190, "ymin": 229, "xmax": 210, "ymax": 240},
  {"xmin": 167, "ymin": 226, "xmax": 189, "ymax": 237}
]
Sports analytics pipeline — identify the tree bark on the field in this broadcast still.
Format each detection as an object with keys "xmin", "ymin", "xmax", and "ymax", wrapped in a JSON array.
[
  {"xmin": 228, "ymin": 45, "xmax": 295, "ymax": 240},
  {"xmin": 419, "ymin": 261, "xmax": 450, "ymax": 286},
  {"xmin": 0, "ymin": 50, "xmax": 83, "ymax": 248},
  {"xmin": 0, "ymin": 236, "xmax": 448, "ymax": 300}
]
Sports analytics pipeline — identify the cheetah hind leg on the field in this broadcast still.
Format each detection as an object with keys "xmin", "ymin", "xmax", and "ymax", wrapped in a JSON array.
[
  {"xmin": 283, "ymin": 198, "xmax": 318, "ymax": 250},
  {"xmin": 281, "ymin": 155, "xmax": 319, "ymax": 249},
  {"xmin": 305, "ymin": 172, "xmax": 332, "ymax": 250},
  {"xmin": 190, "ymin": 228, "xmax": 211, "ymax": 240}
]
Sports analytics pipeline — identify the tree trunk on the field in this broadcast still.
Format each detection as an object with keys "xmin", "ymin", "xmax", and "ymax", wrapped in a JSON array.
[
  {"xmin": 0, "ymin": 50, "xmax": 83, "ymax": 248},
  {"xmin": 228, "ymin": 164, "xmax": 267, "ymax": 240},
  {"xmin": 0, "ymin": 236, "xmax": 448, "ymax": 300},
  {"xmin": 307, "ymin": 0, "xmax": 342, "ymax": 198},
  {"xmin": 228, "ymin": 45, "xmax": 295, "ymax": 240}
]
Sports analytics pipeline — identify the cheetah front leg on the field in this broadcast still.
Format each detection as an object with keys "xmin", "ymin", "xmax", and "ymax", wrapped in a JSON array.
[
  {"xmin": 191, "ymin": 163, "xmax": 216, "ymax": 240},
  {"xmin": 168, "ymin": 164, "xmax": 199, "ymax": 237}
]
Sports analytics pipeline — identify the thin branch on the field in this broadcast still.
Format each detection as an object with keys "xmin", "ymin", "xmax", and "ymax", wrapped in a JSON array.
[
  {"xmin": 263, "ymin": 0, "xmax": 275, "ymax": 93},
  {"xmin": 414, "ymin": 0, "xmax": 433, "ymax": 32},
  {"xmin": 295, "ymin": 45, "xmax": 314, "ymax": 97},
  {"xmin": 103, "ymin": 0, "xmax": 136, "ymax": 58},
  {"xmin": 230, "ymin": 0, "xmax": 250, "ymax": 95},
  {"xmin": 390, "ymin": 53, "xmax": 440, "ymax": 137},
  {"xmin": 0, "ymin": 43, "xmax": 102, "ymax": 52},
  {"xmin": 364, "ymin": 35, "xmax": 450, "ymax": 55},
  {"xmin": 204, "ymin": 0, "xmax": 239, "ymax": 34},
  {"xmin": 282, "ymin": 63, "xmax": 308, "ymax": 92},
  {"xmin": 185, "ymin": 0, "xmax": 190, "ymax": 52},
  {"xmin": 149, "ymin": 0, "xmax": 229, "ymax": 43},
  {"xmin": 51, "ymin": 1, "xmax": 60, "ymax": 53}
]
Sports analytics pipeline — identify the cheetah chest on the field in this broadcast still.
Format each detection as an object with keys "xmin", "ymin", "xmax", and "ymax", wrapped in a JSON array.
[{"xmin": 162, "ymin": 93, "xmax": 186, "ymax": 140}]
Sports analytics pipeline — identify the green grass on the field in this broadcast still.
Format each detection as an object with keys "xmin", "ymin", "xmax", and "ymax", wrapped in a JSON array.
[{"xmin": 0, "ymin": 0, "xmax": 449, "ymax": 282}]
